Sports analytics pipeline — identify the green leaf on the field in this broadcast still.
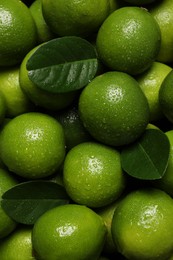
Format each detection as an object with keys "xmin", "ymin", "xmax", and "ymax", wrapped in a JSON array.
[
  {"xmin": 121, "ymin": 129, "xmax": 170, "ymax": 180},
  {"xmin": 26, "ymin": 36, "xmax": 98, "ymax": 93},
  {"xmin": 1, "ymin": 181, "xmax": 70, "ymax": 225}
]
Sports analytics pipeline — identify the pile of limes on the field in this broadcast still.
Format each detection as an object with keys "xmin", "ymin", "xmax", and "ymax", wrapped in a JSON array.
[{"xmin": 0, "ymin": 0, "xmax": 173, "ymax": 259}]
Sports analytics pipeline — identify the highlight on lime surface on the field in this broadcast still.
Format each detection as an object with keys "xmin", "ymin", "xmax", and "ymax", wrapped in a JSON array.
[
  {"xmin": 0, "ymin": 168, "xmax": 18, "ymax": 239},
  {"xmin": 0, "ymin": 0, "xmax": 37, "ymax": 67},
  {"xmin": 19, "ymin": 45, "xmax": 77, "ymax": 111},
  {"xmin": 63, "ymin": 142, "xmax": 126, "ymax": 208},
  {"xmin": 41, "ymin": 0, "xmax": 110, "ymax": 37},
  {"xmin": 79, "ymin": 71, "xmax": 150, "ymax": 147},
  {"xmin": 96, "ymin": 6, "xmax": 161, "ymax": 75},
  {"xmin": 0, "ymin": 112, "xmax": 66, "ymax": 179},
  {"xmin": 111, "ymin": 188, "xmax": 173, "ymax": 260},
  {"xmin": 32, "ymin": 204, "xmax": 107, "ymax": 260}
]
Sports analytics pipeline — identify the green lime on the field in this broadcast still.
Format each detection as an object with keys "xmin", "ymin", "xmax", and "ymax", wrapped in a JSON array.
[
  {"xmin": 159, "ymin": 69, "xmax": 173, "ymax": 123},
  {"xmin": 0, "ymin": 0, "xmax": 37, "ymax": 67},
  {"xmin": 136, "ymin": 61, "xmax": 172, "ymax": 122},
  {"xmin": 63, "ymin": 142, "xmax": 126, "ymax": 208},
  {"xmin": 97, "ymin": 201, "xmax": 120, "ymax": 255},
  {"xmin": 124, "ymin": 0, "xmax": 157, "ymax": 5},
  {"xmin": 55, "ymin": 105, "xmax": 92, "ymax": 151},
  {"xmin": 30, "ymin": 0, "xmax": 55, "ymax": 43},
  {"xmin": 0, "ymin": 226, "xmax": 35, "ymax": 260},
  {"xmin": 79, "ymin": 71, "xmax": 149, "ymax": 147},
  {"xmin": 32, "ymin": 204, "xmax": 107, "ymax": 260},
  {"xmin": 112, "ymin": 188, "xmax": 173, "ymax": 260},
  {"xmin": 0, "ymin": 93, "xmax": 6, "ymax": 125},
  {"xmin": 42, "ymin": 0, "xmax": 110, "ymax": 37},
  {"xmin": 0, "ymin": 168, "xmax": 18, "ymax": 239},
  {"xmin": 0, "ymin": 67, "xmax": 34, "ymax": 118},
  {"xmin": 96, "ymin": 6, "xmax": 161, "ymax": 75},
  {"xmin": 0, "ymin": 112, "xmax": 66, "ymax": 179},
  {"xmin": 149, "ymin": 0, "xmax": 173, "ymax": 63}
]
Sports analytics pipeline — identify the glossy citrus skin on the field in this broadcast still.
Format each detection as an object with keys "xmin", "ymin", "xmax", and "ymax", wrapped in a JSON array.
[
  {"xmin": 96, "ymin": 6, "xmax": 161, "ymax": 75},
  {"xmin": 63, "ymin": 142, "xmax": 126, "ymax": 208},
  {"xmin": 42, "ymin": 0, "xmax": 110, "ymax": 37},
  {"xmin": 19, "ymin": 45, "xmax": 77, "ymax": 111},
  {"xmin": 0, "ymin": 227, "xmax": 35, "ymax": 260},
  {"xmin": 0, "ymin": 67, "xmax": 34, "ymax": 118},
  {"xmin": 32, "ymin": 204, "xmax": 107, "ymax": 260},
  {"xmin": 136, "ymin": 61, "xmax": 172, "ymax": 122},
  {"xmin": 30, "ymin": 0, "xmax": 55, "ymax": 43},
  {"xmin": 79, "ymin": 71, "xmax": 149, "ymax": 147},
  {"xmin": 149, "ymin": 0, "xmax": 173, "ymax": 63},
  {"xmin": 112, "ymin": 188, "xmax": 173, "ymax": 260},
  {"xmin": 0, "ymin": 168, "xmax": 18, "ymax": 239},
  {"xmin": 159, "ymin": 70, "xmax": 173, "ymax": 123},
  {"xmin": 0, "ymin": 0, "xmax": 37, "ymax": 67},
  {"xmin": 0, "ymin": 112, "xmax": 66, "ymax": 179}
]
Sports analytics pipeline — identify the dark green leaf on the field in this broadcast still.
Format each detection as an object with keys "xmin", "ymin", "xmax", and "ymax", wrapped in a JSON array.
[
  {"xmin": 121, "ymin": 129, "xmax": 170, "ymax": 180},
  {"xmin": 26, "ymin": 36, "xmax": 98, "ymax": 93},
  {"xmin": 1, "ymin": 181, "xmax": 70, "ymax": 225}
]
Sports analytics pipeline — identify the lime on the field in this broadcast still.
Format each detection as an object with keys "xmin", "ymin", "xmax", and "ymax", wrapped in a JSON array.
[
  {"xmin": 19, "ymin": 45, "xmax": 77, "ymax": 111},
  {"xmin": 149, "ymin": 0, "xmax": 173, "ymax": 63},
  {"xmin": 0, "ymin": 0, "xmax": 37, "ymax": 67},
  {"xmin": 112, "ymin": 188, "xmax": 173, "ymax": 260},
  {"xmin": 124, "ymin": 0, "xmax": 157, "ymax": 5},
  {"xmin": 0, "ymin": 112, "xmax": 66, "ymax": 179},
  {"xmin": 96, "ymin": 6, "xmax": 161, "ymax": 75},
  {"xmin": 97, "ymin": 201, "xmax": 120, "ymax": 255},
  {"xmin": 0, "ymin": 67, "xmax": 34, "ymax": 118},
  {"xmin": 42, "ymin": 0, "xmax": 110, "ymax": 37},
  {"xmin": 32, "ymin": 204, "xmax": 107, "ymax": 260},
  {"xmin": 55, "ymin": 105, "xmax": 92, "ymax": 151},
  {"xmin": 79, "ymin": 71, "xmax": 149, "ymax": 147},
  {"xmin": 30, "ymin": 0, "xmax": 55, "ymax": 43},
  {"xmin": 63, "ymin": 142, "xmax": 126, "ymax": 208},
  {"xmin": 0, "ymin": 93, "xmax": 6, "ymax": 125},
  {"xmin": 0, "ymin": 226, "xmax": 35, "ymax": 260},
  {"xmin": 0, "ymin": 168, "xmax": 18, "ymax": 239},
  {"xmin": 159, "ymin": 69, "xmax": 173, "ymax": 123},
  {"xmin": 136, "ymin": 61, "xmax": 172, "ymax": 122}
]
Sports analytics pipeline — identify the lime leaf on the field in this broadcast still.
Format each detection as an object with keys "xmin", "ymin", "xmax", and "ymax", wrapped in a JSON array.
[
  {"xmin": 1, "ymin": 181, "xmax": 70, "ymax": 225},
  {"xmin": 26, "ymin": 36, "xmax": 98, "ymax": 93},
  {"xmin": 121, "ymin": 129, "xmax": 170, "ymax": 180}
]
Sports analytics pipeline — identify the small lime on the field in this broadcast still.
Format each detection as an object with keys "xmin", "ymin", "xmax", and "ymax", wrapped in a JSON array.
[
  {"xmin": 96, "ymin": 6, "xmax": 161, "ymax": 75},
  {"xmin": 79, "ymin": 71, "xmax": 149, "ymax": 147},
  {"xmin": 32, "ymin": 204, "xmax": 107, "ymax": 260},
  {"xmin": 0, "ymin": 112, "xmax": 66, "ymax": 179},
  {"xmin": 63, "ymin": 142, "xmax": 126, "ymax": 208},
  {"xmin": 112, "ymin": 188, "xmax": 173, "ymax": 260}
]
